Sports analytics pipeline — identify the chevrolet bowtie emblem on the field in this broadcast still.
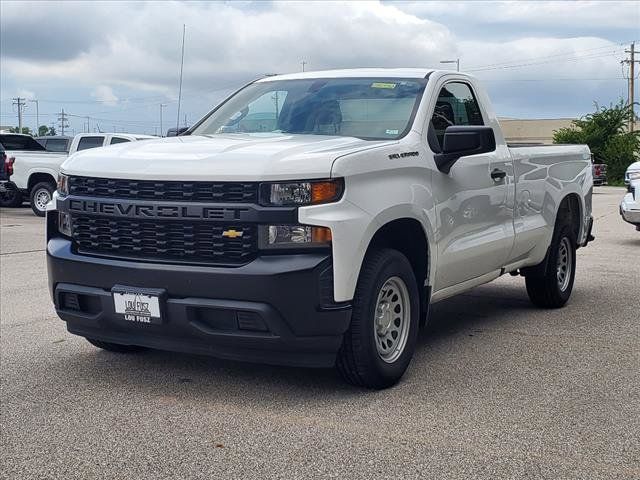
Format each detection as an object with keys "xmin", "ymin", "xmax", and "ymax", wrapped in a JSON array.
[{"xmin": 222, "ymin": 229, "xmax": 243, "ymax": 238}]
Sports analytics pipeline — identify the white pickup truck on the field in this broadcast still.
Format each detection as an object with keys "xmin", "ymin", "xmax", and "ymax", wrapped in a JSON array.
[
  {"xmin": 47, "ymin": 69, "xmax": 594, "ymax": 389},
  {"xmin": 1, "ymin": 132, "xmax": 154, "ymax": 215}
]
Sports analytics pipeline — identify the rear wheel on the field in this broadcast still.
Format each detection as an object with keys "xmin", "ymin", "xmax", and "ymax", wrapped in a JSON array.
[
  {"xmin": 30, "ymin": 181, "xmax": 55, "ymax": 217},
  {"xmin": 86, "ymin": 338, "xmax": 147, "ymax": 353},
  {"xmin": 525, "ymin": 224, "xmax": 576, "ymax": 308},
  {"xmin": 0, "ymin": 182, "xmax": 22, "ymax": 207},
  {"xmin": 337, "ymin": 248, "xmax": 419, "ymax": 389}
]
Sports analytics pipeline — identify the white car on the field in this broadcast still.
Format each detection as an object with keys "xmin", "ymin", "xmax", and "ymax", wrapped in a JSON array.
[
  {"xmin": 47, "ymin": 69, "xmax": 594, "ymax": 388},
  {"xmin": 625, "ymin": 161, "xmax": 640, "ymax": 185},
  {"xmin": 2, "ymin": 132, "xmax": 154, "ymax": 216},
  {"xmin": 620, "ymin": 178, "xmax": 640, "ymax": 231}
]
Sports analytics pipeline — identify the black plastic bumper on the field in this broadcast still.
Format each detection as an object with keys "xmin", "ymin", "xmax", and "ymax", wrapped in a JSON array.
[{"xmin": 47, "ymin": 237, "xmax": 351, "ymax": 367}]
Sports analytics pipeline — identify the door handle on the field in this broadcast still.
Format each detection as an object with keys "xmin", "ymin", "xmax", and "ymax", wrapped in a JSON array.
[{"xmin": 490, "ymin": 168, "xmax": 507, "ymax": 181}]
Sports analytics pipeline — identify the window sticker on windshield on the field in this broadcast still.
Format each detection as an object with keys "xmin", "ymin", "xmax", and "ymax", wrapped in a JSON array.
[
  {"xmin": 385, "ymin": 129, "xmax": 399, "ymax": 135},
  {"xmin": 371, "ymin": 82, "xmax": 396, "ymax": 89}
]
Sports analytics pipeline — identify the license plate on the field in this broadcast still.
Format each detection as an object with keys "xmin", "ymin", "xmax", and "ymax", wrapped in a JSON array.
[{"xmin": 113, "ymin": 290, "xmax": 162, "ymax": 324}]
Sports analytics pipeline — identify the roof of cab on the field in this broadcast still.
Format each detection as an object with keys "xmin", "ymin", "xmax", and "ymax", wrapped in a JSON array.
[{"xmin": 257, "ymin": 68, "xmax": 435, "ymax": 82}]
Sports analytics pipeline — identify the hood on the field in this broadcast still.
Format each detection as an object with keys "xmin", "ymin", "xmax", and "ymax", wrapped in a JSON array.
[{"xmin": 61, "ymin": 133, "xmax": 395, "ymax": 181}]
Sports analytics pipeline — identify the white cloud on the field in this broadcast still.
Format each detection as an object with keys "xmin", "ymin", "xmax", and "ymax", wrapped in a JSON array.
[
  {"xmin": 395, "ymin": 1, "xmax": 639, "ymax": 30},
  {"xmin": 91, "ymin": 85, "xmax": 119, "ymax": 106},
  {"xmin": 0, "ymin": 0, "xmax": 634, "ymax": 122},
  {"xmin": 17, "ymin": 89, "xmax": 35, "ymax": 100},
  {"xmin": 1, "ymin": 1, "xmax": 457, "ymax": 93}
]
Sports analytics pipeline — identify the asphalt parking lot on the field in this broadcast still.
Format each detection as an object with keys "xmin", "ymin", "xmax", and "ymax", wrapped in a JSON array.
[{"xmin": 1, "ymin": 186, "xmax": 638, "ymax": 480}]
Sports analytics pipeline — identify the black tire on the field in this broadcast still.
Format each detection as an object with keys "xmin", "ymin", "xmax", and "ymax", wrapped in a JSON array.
[
  {"xmin": 0, "ymin": 182, "xmax": 22, "ymax": 207},
  {"xmin": 525, "ymin": 224, "xmax": 577, "ymax": 308},
  {"xmin": 337, "ymin": 248, "xmax": 420, "ymax": 389},
  {"xmin": 86, "ymin": 338, "xmax": 147, "ymax": 353},
  {"xmin": 30, "ymin": 181, "xmax": 55, "ymax": 217}
]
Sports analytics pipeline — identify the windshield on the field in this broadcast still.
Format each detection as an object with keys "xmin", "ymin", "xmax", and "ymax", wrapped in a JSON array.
[{"xmin": 191, "ymin": 78, "xmax": 427, "ymax": 140}]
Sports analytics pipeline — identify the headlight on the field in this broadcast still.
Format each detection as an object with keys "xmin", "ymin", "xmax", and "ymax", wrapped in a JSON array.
[
  {"xmin": 260, "ymin": 225, "xmax": 331, "ymax": 249},
  {"xmin": 57, "ymin": 173, "xmax": 69, "ymax": 197},
  {"xmin": 628, "ymin": 171, "xmax": 640, "ymax": 181},
  {"xmin": 259, "ymin": 178, "xmax": 343, "ymax": 206}
]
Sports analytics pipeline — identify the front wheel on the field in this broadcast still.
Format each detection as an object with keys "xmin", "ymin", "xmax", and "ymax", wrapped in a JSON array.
[
  {"xmin": 30, "ymin": 181, "xmax": 55, "ymax": 217},
  {"xmin": 525, "ymin": 225, "xmax": 576, "ymax": 308},
  {"xmin": 337, "ymin": 248, "xmax": 419, "ymax": 389}
]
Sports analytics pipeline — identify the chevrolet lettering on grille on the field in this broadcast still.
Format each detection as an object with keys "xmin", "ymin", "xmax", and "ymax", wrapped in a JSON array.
[{"xmin": 66, "ymin": 198, "xmax": 251, "ymax": 221}]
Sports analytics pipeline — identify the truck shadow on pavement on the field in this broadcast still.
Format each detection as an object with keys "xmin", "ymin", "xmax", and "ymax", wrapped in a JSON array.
[{"xmin": 53, "ymin": 280, "xmax": 548, "ymax": 403}]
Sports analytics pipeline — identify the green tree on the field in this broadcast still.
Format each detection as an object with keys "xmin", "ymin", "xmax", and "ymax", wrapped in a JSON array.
[
  {"xmin": 38, "ymin": 125, "xmax": 49, "ymax": 136},
  {"xmin": 553, "ymin": 101, "xmax": 640, "ymax": 183},
  {"xmin": 8, "ymin": 126, "xmax": 32, "ymax": 135}
]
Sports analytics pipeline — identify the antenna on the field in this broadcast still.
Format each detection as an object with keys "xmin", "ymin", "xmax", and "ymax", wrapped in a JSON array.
[{"xmin": 176, "ymin": 24, "xmax": 186, "ymax": 132}]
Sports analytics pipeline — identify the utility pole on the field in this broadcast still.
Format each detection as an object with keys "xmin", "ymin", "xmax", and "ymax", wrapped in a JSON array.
[
  {"xmin": 159, "ymin": 103, "xmax": 166, "ymax": 137},
  {"xmin": 86, "ymin": 116, "xmax": 91, "ymax": 133},
  {"xmin": 12, "ymin": 97, "xmax": 25, "ymax": 133},
  {"xmin": 622, "ymin": 42, "xmax": 639, "ymax": 131},
  {"xmin": 440, "ymin": 59, "xmax": 460, "ymax": 72},
  {"xmin": 28, "ymin": 99, "xmax": 39, "ymax": 134},
  {"xmin": 301, "ymin": 60, "xmax": 307, "ymax": 72},
  {"xmin": 57, "ymin": 109, "xmax": 69, "ymax": 136}
]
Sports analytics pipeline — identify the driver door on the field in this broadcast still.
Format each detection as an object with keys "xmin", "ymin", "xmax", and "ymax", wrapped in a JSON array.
[{"xmin": 430, "ymin": 81, "xmax": 515, "ymax": 291}]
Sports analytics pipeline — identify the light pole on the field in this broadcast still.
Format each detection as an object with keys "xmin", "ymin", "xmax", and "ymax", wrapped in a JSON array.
[
  {"xmin": 160, "ymin": 103, "xmax": 167, "ymax": 137},
  {"xmin": 28, "ymin": 99, "xmax": 39, "ymax": 134},
  {"xmin": 440, "ymin": 59, "xmax": 460, "ymax": 72}
]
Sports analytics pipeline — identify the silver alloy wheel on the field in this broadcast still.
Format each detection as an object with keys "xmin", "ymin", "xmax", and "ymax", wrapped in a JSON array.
[
  {"xmin": 556, "ymin": 237, "xmax": 572, "ymax": 292},
  {"xmin": 374, "ymin": 276, "xmax": 411, "ymax": 363},
  {"xmin": 34, "ymin": 188, "xmax": 51, "ymax": 212}
]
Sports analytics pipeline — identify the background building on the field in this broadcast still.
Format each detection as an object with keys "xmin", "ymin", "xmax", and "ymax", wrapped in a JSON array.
[{"xmin": 498, "ymin": 118, "xmax": 575, "ymax": 145}]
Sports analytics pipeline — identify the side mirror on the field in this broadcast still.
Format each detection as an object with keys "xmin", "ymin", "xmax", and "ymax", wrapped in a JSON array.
[
  {"xmin": 434, "ymin": 126, "xmax": 496, "ymax": 174},
  {"xmin": 166, "ymin": 127, "xmax": 189, "ymax": 137}
]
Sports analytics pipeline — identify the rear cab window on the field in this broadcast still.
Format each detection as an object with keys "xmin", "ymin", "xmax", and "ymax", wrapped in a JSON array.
[
  {"xmin": 110, "ymin": 137, "xmax": 131, "ymax": 145},
  {"xmin": 44, "ymin": 139, "xmax": 69, "ymax": 152},
  {"xmin": 0, "ymin": 135, "xmax": 46, "ymax": 151},
  {"xmin": 77, "ymin": 136, "xmax": 105, "ymax": 151}
]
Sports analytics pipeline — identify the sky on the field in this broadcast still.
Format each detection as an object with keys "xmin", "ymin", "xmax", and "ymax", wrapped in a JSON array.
[{"xmin": 1, "ymin": 0, "xmax": 638, "ymax": 135}]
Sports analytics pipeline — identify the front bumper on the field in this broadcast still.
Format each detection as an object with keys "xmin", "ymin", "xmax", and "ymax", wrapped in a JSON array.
[
  {"xmin": 620, "ymin": 207, "xmax": 640, "ymax": 226},
  {"xmin": 47, "ymin": 236, "xmax": 351, "ymax": 368}
]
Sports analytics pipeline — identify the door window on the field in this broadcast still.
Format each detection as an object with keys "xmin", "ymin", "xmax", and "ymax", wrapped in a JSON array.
[
  {"xmin": 76, "ymin": 136, "xmax": 105, "ymax": 151},
  {"xmin": 430, "ymin": 82, "xmax": 484, "ymax": 149}
]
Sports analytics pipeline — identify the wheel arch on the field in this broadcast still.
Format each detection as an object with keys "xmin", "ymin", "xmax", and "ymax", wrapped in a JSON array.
[
  {"xmin": 27, "ymin": 170, "xmax": 57, "ymax": 191},
  {"xmin": 556, "ymin": 192, "xmax": 582, "ymax": 242},
  {"xmin": 364, "ymin": 215, "xmax": 433, "ymax": 320}
]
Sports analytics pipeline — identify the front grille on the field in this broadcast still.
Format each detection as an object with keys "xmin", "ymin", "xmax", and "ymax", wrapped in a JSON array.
[
  {"xmin": 68, "ymin": 176, "xmax": 258, "ymax": 203},
  {"xmin": 71, "ymin": 216, "xmax": 257, "ymax": 265}
]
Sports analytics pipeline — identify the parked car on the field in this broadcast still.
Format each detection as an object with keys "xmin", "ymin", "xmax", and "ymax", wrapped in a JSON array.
[
  {"xmin": 48, "ymin": 69, "xmax": 594, "ymax": 388},
  {"xmin": 35, "ymin": 135, "xmax": 72, "ymax": 153},
  {"xmin": 0, "ymin": 145, "xmax": 22, "ymax": 207},
  {"xmin": 624, "ymin": 161, "xmax": 640, "ymax": 185},
  {"xmin": 592, "ymin": 162, "xmax": 607, "ymax": 186},
  {"xmin": 620, "ymin": 178, "xmax": 640, "ymax": 231},
  {"xmin": 2, "ymin": 132, "xmax": 155, "ymax": 216}
]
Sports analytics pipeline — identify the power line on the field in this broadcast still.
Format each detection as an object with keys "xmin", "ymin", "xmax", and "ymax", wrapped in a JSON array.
[{"xmin": 466, "ymin": 41, "xmax": 635, "ymax": 70}]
